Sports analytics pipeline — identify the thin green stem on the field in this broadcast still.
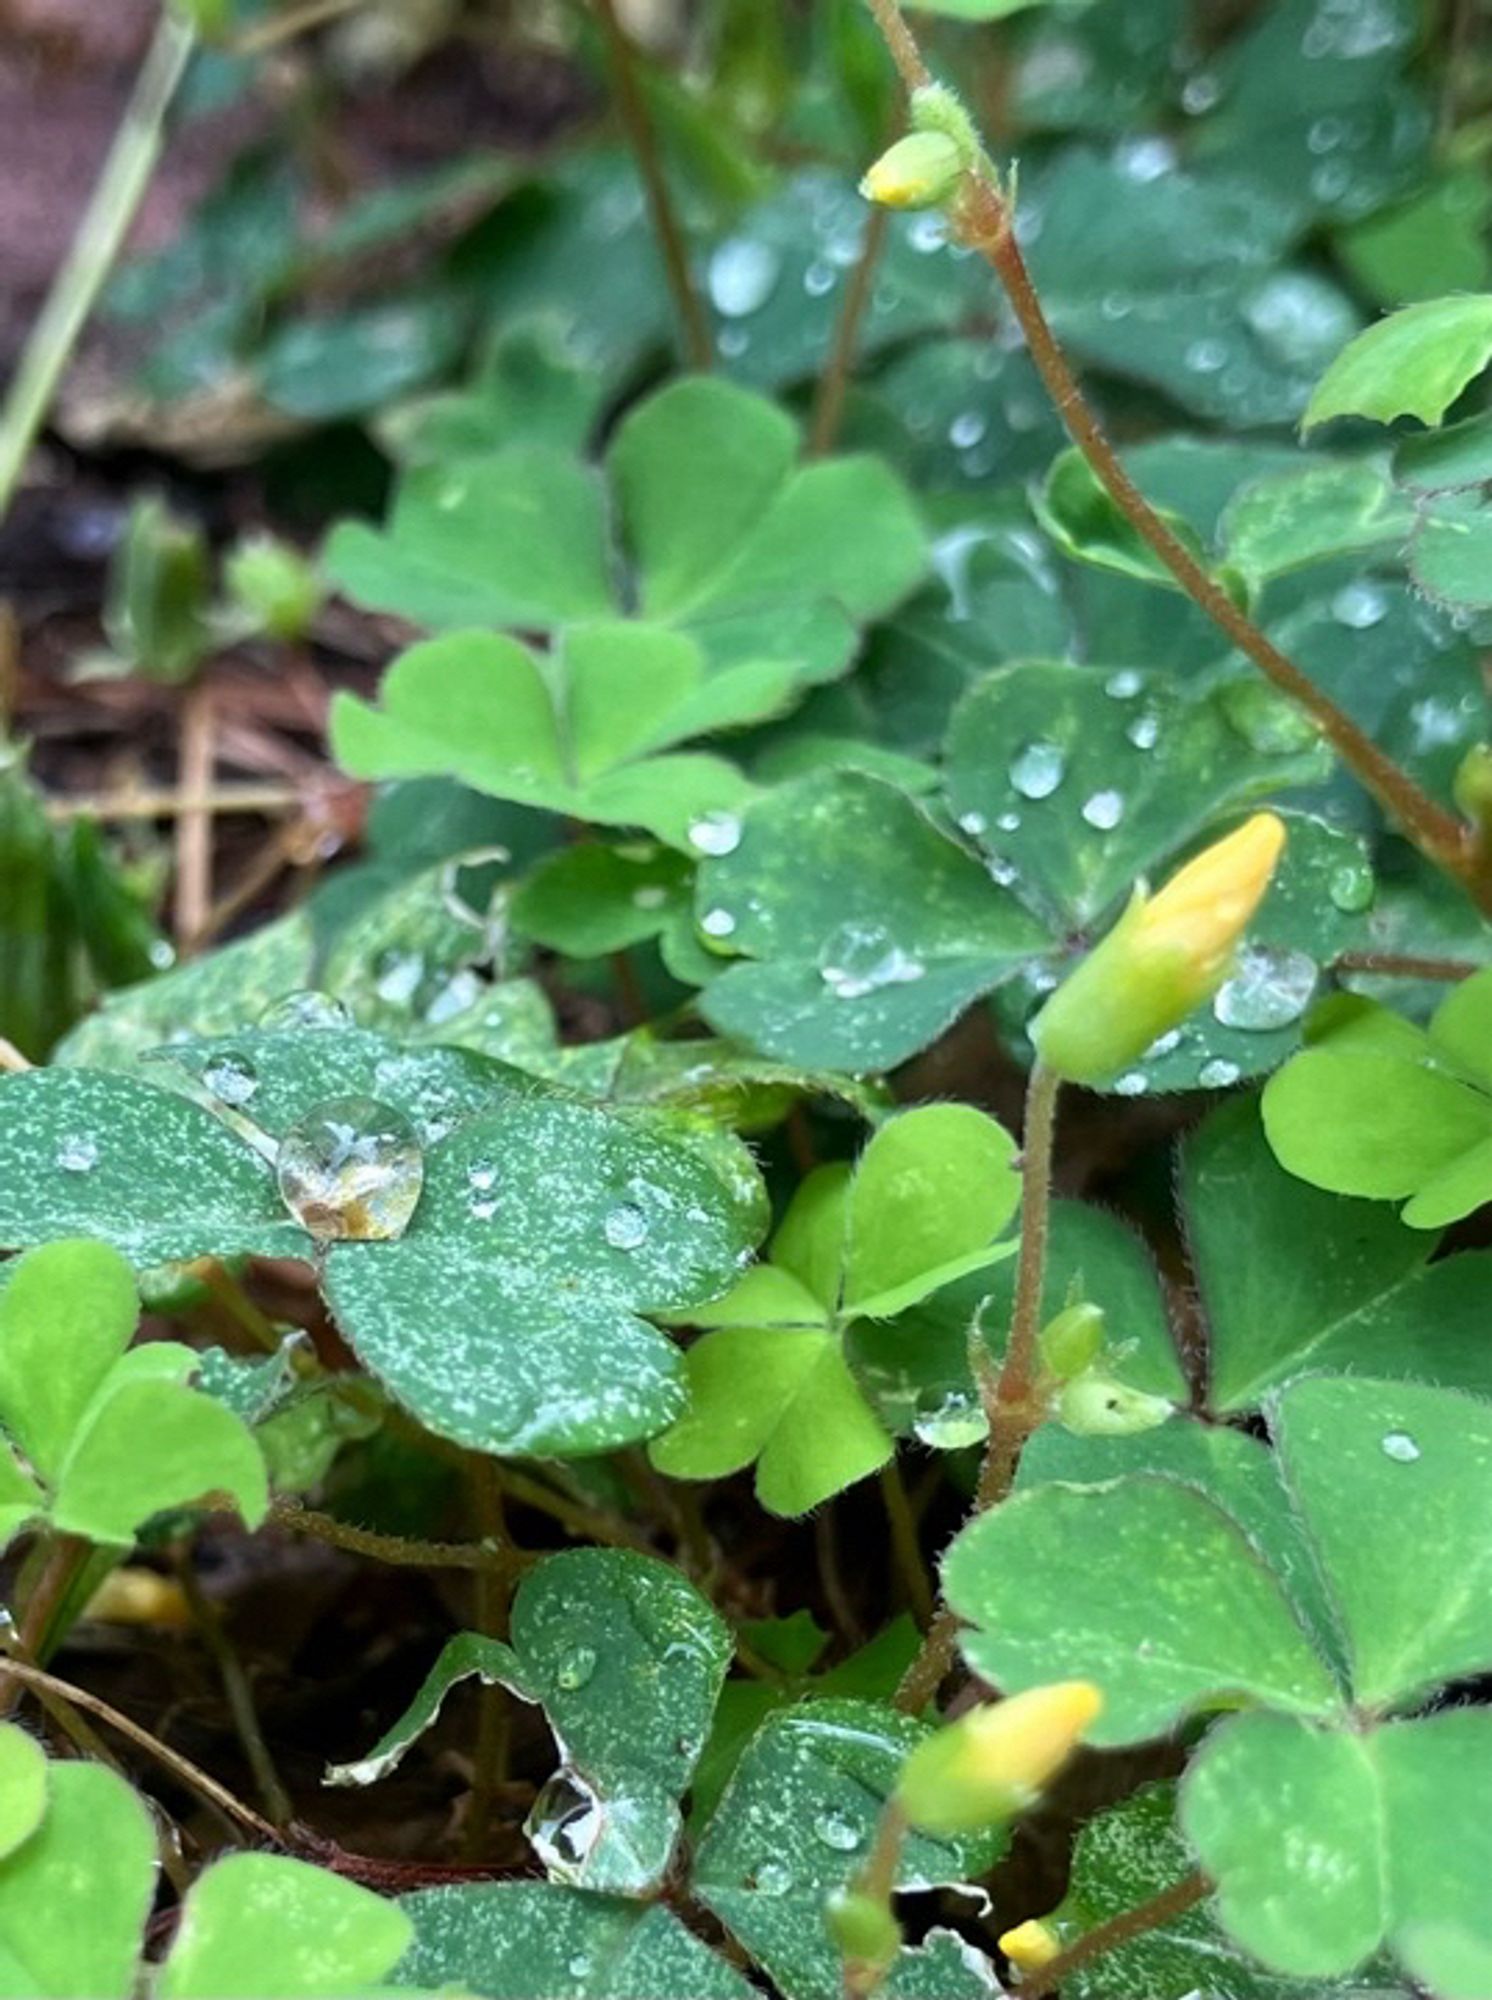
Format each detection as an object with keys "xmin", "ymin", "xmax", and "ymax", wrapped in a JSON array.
[
  {"xmin": 593, "ymin": 0, "xmax": 714, "ymax": 371},
  {"xmin": 270, "ymin": 1498, "xmax": 530, "ymax": 1575},
  {"xmin": 0, "ymin": 1534, "xmax": 92, "ymax": 1718},
  {"xmin": 464, "ymin": 1457, "xmax": 513, "ymax": 1861},
  {"xmin": 810, "ymin": 204, "xmax": 891, "ymax": 455},
  {"xmin": 842, "ymin": 1800, "xmax": 909, "ymax": 2000},
  {"xmin": 0, "ymin": 5, "xmax": 197, "ymax": 522},
  {"xmin": 879, "ymin": 1462, "xmax": 935, "ymax": 1628},
  {"xmin": 859, "ymin": 0, "xmax": 1489, "ymax": 914},
  {"xmin": 495, "ymin": 1466, "xmax": 653, "ymax": 1552},
  {"xmin": 1024, "ymin": 1868, "xmax": 1212, "ymax": 1997},
  {"xmin": 174, "ymin": 1544, "xmax": 294, "ymax": 1829},
  {"xmin": 233, "ymin": 0, "xmax": 371, "ymax": 53}
]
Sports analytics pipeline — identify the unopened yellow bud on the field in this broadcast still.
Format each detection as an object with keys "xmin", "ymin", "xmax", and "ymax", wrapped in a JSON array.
[
  {"xmin": 897, "ymin": 1682, "xmax": 1103, "ymax": 1836},
  {"xmin": 1058, "ymin": 1373, "xmax": 1173, "ymax": 1438},
  {"xmin": 1031, "ymin": 813, "xmax": 1287, "ymax": 1086},
  {"xmin": 998, "ymin": 1919, "xmax": 1062, "ymax": 1976},
  {"xmin": 1454, "ymin": 744, "xmax": 1492, "ymax": 842},
  {"xmin": 860, "ymin": 130, "xmax": 965, "ymax": 210}
]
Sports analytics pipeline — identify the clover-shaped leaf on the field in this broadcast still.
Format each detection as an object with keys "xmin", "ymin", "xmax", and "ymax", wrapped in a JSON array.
[
  {"xmin": 650, "ymin": 1105, "xmax": 1018, "ymax": 1514},
  {"xmin": 325, "ymin": 375, "xmax": 927, "ymax": 695},
  {"xmin": 1263, "ymin": 971, "xmax": 1492, "ymax": 1227},
  {"xmin": 1304, "ymin": 294, "xmax": 1492, "ymax": 431},
  {"xmin": 0, "ymin": 1728, "xmax": 47, "ymax": 1864},
  {"xmin": 692, "ymin": 1699, "xmax": 1003, "ymax": 2000},
  {"xmin": 332, "ymin": 1551, "xmax": 731, "ymax": 1898}
]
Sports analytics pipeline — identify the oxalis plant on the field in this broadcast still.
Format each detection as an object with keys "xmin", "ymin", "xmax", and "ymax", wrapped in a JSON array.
[{"xmin": 2, "ymin": 0, "xmax": 1492, "ymax": 1995}]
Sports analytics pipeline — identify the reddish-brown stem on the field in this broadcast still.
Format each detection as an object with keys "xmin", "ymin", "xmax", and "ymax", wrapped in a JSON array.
[
  {"xmin": 1333, "ymin": 950, "xmax": 1478, "ymax": 982},
  {"xmin": 1024, "ymin": 1868, "xmax": 1212, "ymax": 1997},
  {"xmin": 810, "ymin": 204, "xmax": 891, "ymax": 456},
  {"xmin": 0, "ymin": 1533, "xmax": 91, "ymax": 1717},
  {"xmin": 174, "ymin": 677, "xmax": 216, "ymax": 953},
  {"xmin": 861, "ymin": 0, "xmax": 1488, "ymax": 914},
  {"xmin": 593, "ymin": 0, "xmax": 714, "ymax": 372}
]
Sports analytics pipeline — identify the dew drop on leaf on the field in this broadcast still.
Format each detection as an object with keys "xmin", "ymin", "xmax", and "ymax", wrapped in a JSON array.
[
  {"xmin": 1199, "ymin": 1058, "xmax": 1242, "ymax": 1088},
  {"xmin": 1126, "ymin": 713, "xmax": 1160, "ymax": 750},
  {"xmin": 567, "ymin": 1957, "xmax": 592, "ymax": 1982},
  {"xmin": 1185, "ymin": 337, "xmax": 1229, "ymax": 374},
  {"xmin": 1113, "ymin": 1071, "xmax": 1149, "ymax": 1096},
  {"xmin": 996, "ymin": 811, "xmax": 1021, "ymax": 833},
  {"xmin": 1331, "ymin": 581, "xmax": 1389, "ymax": 630},
  {"xmin": 1213, "ymin": 946, "xmax": 1318, "ymax": 1031},
  {"xmin": 708, "ymin": 238, "xmax": 781, "ymax": 318},
  {"xmin": 259, "ymin": 990, "xmax": 352, "ymax": 1032},
  {"xmin": 958, "ymin": 810, "xmax": 989, "ymax": 837},
  {"xmin": 755, "ymin": 1861, "xmax": 793, "ymax": 1896},
  {"xmin": 688, "ymin": 811, "xmax": 742, "ymax": 858},
  {"xmin": 528, "ymin": 1770, "xmax": 604, "ymax": 1874},
  {"xmin": 1105, "ymin": 670, "xmax": 1143, "ymax": 699},
  {"xmin": 374, "ymin": 950, "xmax": 425, "ymax": 1007},
  {"xmin": 700, "ymin": 907, "xmax": 737, "ymax": 939},
  {"xmin": 604, "ymin": 1202, "xmax": 649, "ymax": 1252},
  {"xmin": 813, "ymin": 1812, "xmax": 863, "ymax": 1854},
  {"xmin": 1081, "ymin": 789, "xmax": 1125, "ymax": 830},
  {"xmin": 914, "ymin": 1388, "xmax": 988, "ymax": 1450},
  {"xmin": 949, "ymin": 410, "xmax": 988, "ymax": 450},
  {"xmin": 1327, "ymin": 858, "xmax": 1376, "ymax": 913},
  {"xmin": 202, "ymin": 1053, "xmax": 259, "ymax": 1107},
  {"xmin": 555, "ymin": 1646, "xmax": 598, "ymax": 1692},
  {"xmin": 1009, "ymin": 741, "xmax": 1067, "ymax": 800},
  {"xmin": 1381, "ymin": 1431, "xmax": 1421, "ymax": 1463},
  {"xmin": 818, "ymin": 921, "xmax": 926, "ymax": 1000},
  {"xmin": 276, "ymin": 1096, "xmax": 424, "ymax": 1242},
  {"xmin": 56, "ymin": 1135, "xmax": 99, "ymax": 1175}
]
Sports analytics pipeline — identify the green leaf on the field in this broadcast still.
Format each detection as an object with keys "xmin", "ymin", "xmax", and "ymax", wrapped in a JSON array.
[
  {"xmin": 335, "ymin": 1552, "xmax": 730, "ymax": 1897},
  {"xmin": 692, "ymin": 1699, "xmax": 1001, "ymax": 2000},
  {"xmin": 1409, "ymin": 490, "xmax": 1492, "ymax": 615},
  {"xmin": 907, "ymin": 0, "xmax": 1045, "ymax": 15},
  {"xmin": 512, "ymin": 845, "xmax": 692, "ymax": 958},
  {"xmin": 1219, "ymin": 458, "xmax": 1415, "ymax": 592},
  {"xmin": 842, "ymin": 1106, "xmax": 1019, "ymax": 1317},
  {"xmin": 942, "ymin": 1476, "xmax": 1340, "ymax": 1745},
  {"xmin": 0, "ymin": 1070, "xmax": 305, "ymax": 1265},
  {"xmin": 1035, "ymin": 450, "xmax": 1218, "ymax": 594},
  {"xmin": 697, "ymin": 772, "xmax": 1048, "ymax": 1071},
  {"xmin": 0, "ymin": 1729, "xmax": 47, "ymax": 1864},
  {"xmin": 1400, "ymin": 1922, "xmax": 1492, "ymax": 2000},
  {"xmin": 944, "ymin": 664, "xmax": 1329, "ymax": 929},
  {"xmin": 0, "ymin": 1241, "xmax": 137, "ymax": 1481},
  {"xmin": 0, "ymin": 1760, "xmax": 155, "ymax": 1998},
  {"xmin": 1393, "ymin": 410, "xmax": 1492, "ymax": 494},
  {"xmin": 160, "ymin": 1856, "xmax": 412, "ymax": 2000},
  {"xmin": 395, "ymin": 1883, "xmax": 753, "ymax": 1998},
  {"xmin": 50, "ymin": 1377, "xmax": 268, "ymax": 1545},
  {"xmin": 322, "ymin": 1097, "xmax": 765, "ymax": 1457},
  {"xmin": 1270, "ymin": 1374, "xmax": 1492, "ymax": 1710},
  {"xmin": 1336, "ymin": 172, "xmax": 1492, "ymax": 309},
  {"xmin": 1303, "ymin": 295, "xmax": 1492, "ymax": 430},
  {"xmin": 1181, "ymin": 1099, "xmax": 1492, "ymax": 1410}
]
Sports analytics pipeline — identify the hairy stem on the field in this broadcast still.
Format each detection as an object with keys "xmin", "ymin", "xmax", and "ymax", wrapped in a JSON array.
[
  {"xmin": 594, "ymin": 0, "xmax": 714, "ymax": 371},
  {"xmin": 0, "ymin": 5, "xmax": 196, "ymax": 521},
  {"xmin": 860, "ymin": 0, "xmax": 1486, "ymax": 912},
  {"xmin": 270, "ymin": 1497, "xmax": 530, "ymax": 1575},
  {"xmin": 879, "ymin": 1462, "xmax": 935, "ymax": 1628},
  {"xmin": 810, "ymin": 204, "xmax": 891, "ymax": 455},
  {"xmin": 1024, "ymin": 1868, "xmax": 1212, "ymax": 1997},
  {"xmin": 174, "ymin": 678, "xmax": 216, "ymax": 954},
  {"xmin": 464, "ymin": 1457, "xmax": 513, "ymax": 1860}
]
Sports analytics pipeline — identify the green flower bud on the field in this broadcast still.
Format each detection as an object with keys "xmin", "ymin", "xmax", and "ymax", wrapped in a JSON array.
[
  {"xmin": 826, "ymin": 1889, "xmax": 901, "ymax": 1977},
  {"xmin": 1058, "ymin": 1375, "xmax": 1173, "ymax": 1438},
  {"xmin": 860, "ymin": 130, "xmax": 965, "ymax": 210},
  {"xmin": 1038, "ymin": 1301, "xmax": 1106, "ymax": 1381}
]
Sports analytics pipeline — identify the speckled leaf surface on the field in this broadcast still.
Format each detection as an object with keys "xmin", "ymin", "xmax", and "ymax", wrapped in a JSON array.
[
  {"xmin": 323, "ymin": 1096, "xmax": 765, "ymax": 1456},
  {"xmin": 395, "ymin": 1883, "xmax": 753, "ymax": 1999},
  {"xmin": 943, "ymin": 1476, "xmax": 1341, "ymax": 1745},
  {"xmin": 335, "ymin": 1553, "xmax": 730, "ymax": 1897},
  {"xmin": 158, "ymin": 1855, "xmax": 412, "ymax": 2000},
  {"xmin": 0, "ymin": 1069, "xmax": 305, "ymax": 1264},
  {"xmin": 697, "ymin": 772, "xmax": 1047, "ymax": 1071},
  {"xmin": 693, "ymin": 1699, "xmax": 1003, "ymax": 2000}
]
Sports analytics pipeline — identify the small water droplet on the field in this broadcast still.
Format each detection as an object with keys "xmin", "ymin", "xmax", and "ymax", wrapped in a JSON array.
[
  {"xmin": 1082, "ymin": 789, "xmax": 1125, "ymax": 830},
  {"xmin": 958, "ymin": 810, "xmax": 989, "ymax": 837},
  {"xmin": 804, "ymin": 259, "xmax": 837, "ymax": 297},
  {"xmin": 949, "ymin": 409, "xmax": 988, "ymax": 450},
  {"xmin": 1010, "ymin": 741, "xmax": 1067, "ymax": 800},
  {"xmin": 259, "ymin": 990, "xmax": 351, "ymax": 1032},
  {"xmin": 818, "ymin": 922, "xmax": 926, "ymax": 1000},
  {"xmin": 1114, "ymin": 135, "xmax": 1177, "ymax": 182},
  {"xmin": 633, "ymin": 884, "xmax": 668, "ymax": 910},
  {"xmin": 813, "ymin": 1812, "xmax": 863, "ymax": 1854},
  {"xmin": 1146, "ymin": 1029, "xmax": 1182, "ymax": 1058},
  {"xmin": 708, "ymin": 237, "xmax": 781, "ymax": 318},
  {"xmin": 1181, "ymin": 70, "xmax": 1222, "ymax": 113},
  {"xmin": 987, "ymin": 856, "xmax": 1019, "ymax": 888},
  {"xmin": 276, "ymin": 1097, "xmax": 424, "ymax": 1242},
  {"xmin": 1113, "ymin": 1071, "xmax": 1149, "ymax": 1097},
  {"xmin": 1381, "ymin": 1430, "xmax": 1420, "ymax": 1463},
  {"xmin": 688, "ymin": 811, "xmax": 742, "ymax": 857},
  {"xmin": 1198, "ymin": 1057, "xmax": 1241, "ymax": 1088},
  {"xmin": 202, "ymin": 1053, "xmax": 258, "ymax": 1107},
  {"xmin": 567, "ymin": 1955, "xmax": 592, "ymax": 1983},
  {"xmin": 1100, "ymin": 290, "xmax": 1132, "ymax": 322},
  {"xmin": 1105, "ymin": 670, "xmax": 1143, "ymax": 699},
  {"xmin": 756, "ymin": 1861, "xmax": 793, "ymax": 1896},
  {"xmin": 56, "ymin": 1135, "xmax": 99, "ymax": 1175},
  {"xmin": 1331, "ymin": 580, "xmax": 1389, "ymax": 630},
  {"xmin": 604, "ymin": 1202, "xmax": 649, "ymax": 1252},
  {"xmin": 700, "ymin": 907, "xmax": 737, "ymax": 939},
  {"xmin": 1213, "ymin": 946, "xmax": 1318, "ymax": 1031},
  {"xmin": 1185, "ymin": 337, "xmax": 1229, "ymax": 374},
  {"xmin": 908, "ymin": 212, "xmax": 948, "ymax": 254},
  {"xmin": 718, "ymin": 326, "xmax": 750, "ymax": 359},
  {"xmin": 374, "ymin": 950, "xmax": 425, "ymax": 1008},
  {"xmin": 997, "ymin": 811, "xmax": 1022, "ymax": 833},
  {"xmin": 1328, "ymin": 858, "xmax": 1375, "ymax": 913},
  {"xmin": 556, "ymin": 1646, "xmax": 597, "ymax": 1692},
  {"xmin": 1221, "ymin": 680, "xmax": 1321, "ymax": 756},
  {"xmin": 1126, "ymin": 713, "xmax": 1161, "ymax": 750}
]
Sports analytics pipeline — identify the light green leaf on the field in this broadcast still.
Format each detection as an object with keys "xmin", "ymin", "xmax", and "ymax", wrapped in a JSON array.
[
  {"xmin": 1303, "ymin": 295, "xmax": 1492, "ymax": 430},
  {"xmin": 908, "ymin": 0, "xmax": 1044, "ymax": 14},
  {"xmin": 328, "ymin": 1633, "xmax": 524, "ymax": 1789},
  {"xmin": 697, "ymin": 772, "xmax": 1048, "ymax": 1071},
  {"xmin": 0, "ymin": 1729, "xmax": 47, "ymax": 1864},
  {"xmin": 1035, "ymin": 450, "xmax": 1217, "ymax": 594},
  {"xmin": 943, "ymin": 1476, "xmax": 1341, "ymax": 1745},
  {"xmin": 0, "ymin": 1240, "xmax": 137, "ymax": 1481},
  {"xmin": 843, "ymin": 1105, "xmax": 1019, "ymax": 1317},
  {"xmin": 0, "ymin": 1448, "xmax": 43, "ymax": 1551},
  {"xmin": 0, "ymin": 1760, "xmax": 155, "ymax": 1999},
  {"xmin": 693, "ymin": 1699, "xmax": 1001, "ymax": 2000},
  {"xmin": 395, "ymin": 1883, "xmax": 753, "ymax": 1998},
  {"xmin": 160, "ymin": 1856, "xmax": 412, "ymax": 2000},
  {"xmin": 1219, "ymin": 459, "xmax": 1415, "ymax": 592},
  {"xmin": 51, "ymin": 1378, "xmax": 268, "ymax": 1544},
  {"xmin": 1271, "ymin": 1374, "xmax": 1492, "ymax": 1710},
  {"xmin": 512, "ymin": 846, "xmax": 692, "ymax": 959}
]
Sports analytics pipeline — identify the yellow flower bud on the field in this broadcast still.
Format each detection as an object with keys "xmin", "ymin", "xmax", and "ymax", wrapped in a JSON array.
[
  {"xmin": 1030, "ymin": 813, "xmax": 1287, "ymax": 1086},
  {"xmin": 998, "ymin": 1919, "xmax": 1062, "ymax": 1976},
  {"xmin": 860, "ymin": 130, "xmax": 965, "ymax": 210},
  {"xmin": 896, "ymin": 1682, "xmax": 1104, "ymax": 1836}
]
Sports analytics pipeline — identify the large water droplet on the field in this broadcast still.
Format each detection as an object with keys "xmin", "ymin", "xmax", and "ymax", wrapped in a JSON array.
[
  {"xmin": 688, "ymin": 811, "xmax": 742, "ymax": 858},
  {"xmin": 276, "ymin": 1097, "xmax": 424, "ymax": 1242},
  {"xmin": 56, "ymin": 1135, "xmax": 99, "ymax": 1175},
  {"xmin": 528, "ymin": 1770, "xmax": 603, "ymax": 1876},
  {"xmin": 708, "ymin": 238, "xmax": 781, "ymax": 318},
  {"xmin": 1213, "ymin": 946, "xmax": 1318, "ymax": 1031},
  {"xmin": 756, "ymin": 1861, "xmax": 793, "ymax": 1896},
  {"xmin": 813, "ymin": 1812, "xmax": 863, "ymax": 1854},
  {"xmin": 1105, "ymin": 670, "xmax": 1143, "ymax": 699},
  {"xmin": 1009, "ymin": 741, "xmax": 1067, "ymax": 800},
  {"xmin": 604, "ymin": 1202, "xmax": 649, "ymax": 1252},
  {"xmin": 1081, "ymin": 789, "xmax": 1125, "ymax": 831},
  {"xmin": 555, "ymin": 1645, "xmax": 597, "ymax": 1692},
  {"xmin": 202, "ymin": 1053, "xmax": 259, "ymax": 1107},
  {"xmin": 818, "ymin": 922, "xmax": 926, "ymax": 1001},
  {"xmin": 700, "ymin": 907, "xmax": 737, "ymax": 939},
  {"xmin": 1331, "ymin": 580, "xmax": 1389, "ymax": 630},
  {"xmin": 1242, "ymin": 272, "xmax": 1358, "ymax": 370},
  {"xmin": 914, "ymin": 1387, "xmax": 988, "ymax": 1450},
  {"xmin": 260, "ymin": 990, "xmax": 351, "ymax": 1033},
  {"xmin": 1381, "ymin": 1430, "xmax": 1420, "ymax": 1463}
]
